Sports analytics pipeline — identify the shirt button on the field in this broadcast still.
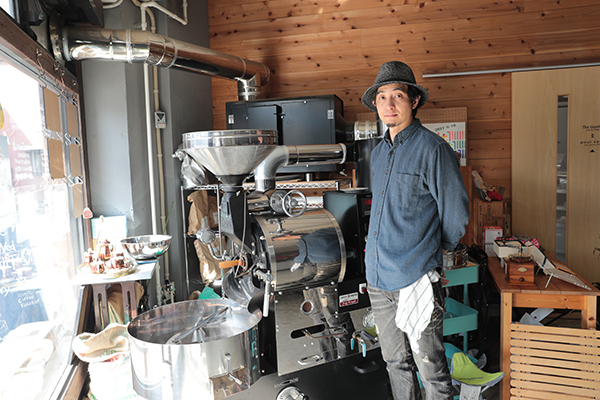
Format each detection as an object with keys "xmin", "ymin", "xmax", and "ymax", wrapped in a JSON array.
[
  {"xmin": 381, "ymin": 190, "xmax": 384, "ymax": 194},
  {"xmin": 377, "ymin": 211, "xmax": 380, "ymax": 215},
  {"xmin": 372, "ymin": 252, "xmax": 376, "ymax": 256},
  {"xmin": 373, "ymin": 231, "xmax": 377, "ymax": 235}
]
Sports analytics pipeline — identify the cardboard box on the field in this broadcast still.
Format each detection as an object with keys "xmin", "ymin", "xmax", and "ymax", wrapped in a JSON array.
[
  {"xmin": 483, "ymin": 226, "xmax": 502, "ymax": 254},
  {"xmin": 493, "ymin": 240, "xmax": 535, "ymax": 259}
]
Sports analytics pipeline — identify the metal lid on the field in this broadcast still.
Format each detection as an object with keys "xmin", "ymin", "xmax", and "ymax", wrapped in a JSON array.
[
  {"xmin": 508, "ymin": 253, "xmax": 534, "ymax": 263},
  {"xmin": 127, "ymin": 298, "xmax": 261, "ymax": 345}
]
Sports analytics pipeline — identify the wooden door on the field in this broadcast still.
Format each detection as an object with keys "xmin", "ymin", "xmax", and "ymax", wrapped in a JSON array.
[{"xmin": 512, "ymin": 67, "xmax": 600, "ymax": 283}]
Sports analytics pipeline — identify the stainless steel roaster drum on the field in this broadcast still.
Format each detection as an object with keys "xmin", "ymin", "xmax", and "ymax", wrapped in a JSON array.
[
  {"xmin": 127, "ymin": 299, "xmax": 262, "ymax": 400},
  {"xmin": 254, "ymin": 209, "xmax": 346, "ymax": 291}
]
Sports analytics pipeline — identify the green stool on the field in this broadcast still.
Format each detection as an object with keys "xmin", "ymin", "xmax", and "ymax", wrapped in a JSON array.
[{"xmin": 448, "ymin": 343, "xmax": 504, "ymax": 400}]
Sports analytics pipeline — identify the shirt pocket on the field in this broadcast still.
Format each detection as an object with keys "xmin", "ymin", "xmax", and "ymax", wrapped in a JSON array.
[{"xmin": 395, "ymin": 173, "xmax": 420, "ymax": 208}]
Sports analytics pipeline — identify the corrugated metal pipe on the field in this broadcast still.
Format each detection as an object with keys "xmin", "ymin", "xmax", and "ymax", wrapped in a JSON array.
[{"xmin": 50, "ymin": 26, "xmax": 270, "ymax": 100}]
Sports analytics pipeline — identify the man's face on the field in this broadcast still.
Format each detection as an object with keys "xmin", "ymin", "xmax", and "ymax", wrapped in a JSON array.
[{"xmin": 373, "ymin": 83, "xmax": 420, "ymax": 135}]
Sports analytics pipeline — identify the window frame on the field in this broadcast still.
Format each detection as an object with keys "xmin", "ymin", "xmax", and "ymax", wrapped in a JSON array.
[{"xmin": 1, "ymin": 8, "xmax": 92, "ymax": 400}]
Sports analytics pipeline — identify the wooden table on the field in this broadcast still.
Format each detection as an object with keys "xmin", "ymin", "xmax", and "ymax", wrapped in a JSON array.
[{"xmin": 488, "ymin": 257, "xmax": 600, "ymax": 400}]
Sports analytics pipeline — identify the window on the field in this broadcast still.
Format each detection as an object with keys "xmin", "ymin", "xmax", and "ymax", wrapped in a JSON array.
[
  {"xmin": 0, "ymin": 1, "xmax": 14, "ymax": 17},
  {"xmin": 0, "ymin": 50, "xmax": 85, "ymax": 399}
]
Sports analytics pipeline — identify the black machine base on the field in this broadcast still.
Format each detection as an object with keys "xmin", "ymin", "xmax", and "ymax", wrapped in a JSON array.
[{"xmin": 226, "ymin": 348, "xmax": 389, "ymax": 400}]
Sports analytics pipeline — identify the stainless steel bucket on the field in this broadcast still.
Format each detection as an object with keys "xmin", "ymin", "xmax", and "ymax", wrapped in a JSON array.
[
  {"xmin": 443, "ymin": 243, "xmax": 468, "ymax": 270},
  {"xmin": 127, "ymin": 299, "xmax": 261, "ymax": 400}
]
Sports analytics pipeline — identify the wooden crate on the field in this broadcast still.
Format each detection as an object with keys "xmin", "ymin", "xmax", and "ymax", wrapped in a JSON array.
[
  {"xmin": 472, "ymin": 198, "xmax": 511, "ymax": 246},
  {"xmin": 510, "ymin": 323, "xmax": 600, "ymax": 400}
]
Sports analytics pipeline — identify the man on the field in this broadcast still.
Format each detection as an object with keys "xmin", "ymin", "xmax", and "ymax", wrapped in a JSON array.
[{"xmin": 361, "ymin": 61, "xmax": 470, "ymax": 399}]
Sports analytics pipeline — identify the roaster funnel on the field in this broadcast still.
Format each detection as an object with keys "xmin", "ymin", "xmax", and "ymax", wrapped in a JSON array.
[{"xmin": 182, "ymin": 130, "xmax": 278, "ymax": 187}]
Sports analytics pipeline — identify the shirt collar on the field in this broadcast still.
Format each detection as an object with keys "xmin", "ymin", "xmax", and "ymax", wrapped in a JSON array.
[{"xmin": 384, "ymin": 119, "xmax": 422, "ymax": 147}]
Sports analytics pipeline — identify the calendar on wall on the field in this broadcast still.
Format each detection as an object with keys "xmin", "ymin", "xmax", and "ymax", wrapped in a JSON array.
[{"xmin": 423, "ymin": 122, "xmax": 467, "ymax": 166}]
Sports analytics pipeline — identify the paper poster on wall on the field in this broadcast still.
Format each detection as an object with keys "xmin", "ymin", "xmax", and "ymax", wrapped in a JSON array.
[
  {"xmin": 423, "ymin": 122, "xmax": 467, "ymax": 166},
  {"xmin": 579, "ymin": 124, "xmax": 600, "ymax": 153}
]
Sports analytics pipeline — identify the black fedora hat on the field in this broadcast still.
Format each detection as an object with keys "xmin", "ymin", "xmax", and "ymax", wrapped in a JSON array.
[{"xmin": 361, "ymin": 61, "xmax": 428, "ymax": 112}]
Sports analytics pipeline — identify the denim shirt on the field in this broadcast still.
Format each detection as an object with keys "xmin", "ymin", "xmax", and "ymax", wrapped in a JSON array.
[{"xmin": 365, "ymin": 119, "xmax": 470, "ymax": 291}]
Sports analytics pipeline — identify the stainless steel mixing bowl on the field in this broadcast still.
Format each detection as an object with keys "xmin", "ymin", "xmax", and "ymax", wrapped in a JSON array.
[{"xmin": 120, "ymin": 235, "xmax": 172, "ymax": 260}]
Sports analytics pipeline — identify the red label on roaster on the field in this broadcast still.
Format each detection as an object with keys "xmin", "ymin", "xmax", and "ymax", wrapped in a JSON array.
[{"xmin": 339, "ymin": 293, "xmax": 359, "ymax": 307}]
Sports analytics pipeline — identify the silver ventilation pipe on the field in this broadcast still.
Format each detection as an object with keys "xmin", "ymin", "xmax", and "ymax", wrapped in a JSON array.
[
  {"xmin": 50, "ymin": 26, "xmax": 270, "ymax": 100},
  {"xmin": 253, "ymin": 144, "xmax": 347, "ymax": 193}
]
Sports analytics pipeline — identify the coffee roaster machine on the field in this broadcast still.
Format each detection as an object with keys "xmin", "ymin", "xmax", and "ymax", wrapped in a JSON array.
[{"xmin": 128, "ymin": 96, "xmax": 389, "ymax": 400}]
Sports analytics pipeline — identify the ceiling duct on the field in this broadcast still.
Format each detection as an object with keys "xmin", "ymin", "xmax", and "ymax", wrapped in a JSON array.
[
  {"xmin": 44, "ymin": 0, "xmax": 104, "ymax": 26},
  {"xmin": 50, "ymin": 26, "xmax": 270, "ymax": 100}
]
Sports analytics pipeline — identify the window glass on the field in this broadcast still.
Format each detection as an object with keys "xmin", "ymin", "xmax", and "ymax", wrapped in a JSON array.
[
  {"xmin": 0, "ymin": 1, "xmax": 14, "ymax": 17},
  {"xmin": 0, "ymin": 54, "xmax": 81, "ymax": 400}
]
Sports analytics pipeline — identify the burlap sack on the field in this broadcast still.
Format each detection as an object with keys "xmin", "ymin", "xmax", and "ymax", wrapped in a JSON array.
[
  {"xmin": 72, "ymin": 323, "xmax": 129, "ymax": 363},
  {"xmin": 187, "ymin": 190, "xmax": 219, "ymax": 235},
  {"xmin": 73, "ymin": 324, "xmax": 141, "ymax": 400},
  {"xmin": 194, "ymin": 239, "xmax": 221, "ymax": 284},
  {"xmin": 86, "ymin": 354, "xmax": 141, "ymax": 400},
  {"xmin": 187, "ymin": 191, "xmax": 221, "ymax": 284}
]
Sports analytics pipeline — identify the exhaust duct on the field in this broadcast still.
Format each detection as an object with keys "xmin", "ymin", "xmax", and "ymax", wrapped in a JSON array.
[
  {"xmin": 253, "ymin": 144, "xmax": 347, "ymax": 193},
  {"xmin": 50, "ymin": 26, "xmax": 270, "ymax": 100}
]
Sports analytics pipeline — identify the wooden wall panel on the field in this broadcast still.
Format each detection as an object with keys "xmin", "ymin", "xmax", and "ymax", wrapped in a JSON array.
[
  {"xmin": 421, "ymin": 49, "xmax": 600, "ymax": 75},
  {"xmin": 208, "ymin": 0, "xmax": 600, "ymax": 211},
  {"xmin": 209, "ymin": 0, "xmax": 523, "ymax": 41}
]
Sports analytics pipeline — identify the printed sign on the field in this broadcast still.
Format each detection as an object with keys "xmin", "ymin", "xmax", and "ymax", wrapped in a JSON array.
[
  {"xmin": 580, "ymin": 125, "xmax": 600, "ymax": 153},
  {"xmin": 0, "ymin": 288, "xmax": 49, "ymax": 337},
  {"xmin": 339, "ymin": 292, "xmax": 359, "ymax": 307}
]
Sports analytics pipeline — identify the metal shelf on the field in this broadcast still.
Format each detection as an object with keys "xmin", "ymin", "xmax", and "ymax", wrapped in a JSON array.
[
  {"xmin": 443, "ymin": 262, "xmax": 479, "ymax": 352},
  {"xmin": 186, "ymin": 180, "xmax": 351, "ymax": 192}
]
